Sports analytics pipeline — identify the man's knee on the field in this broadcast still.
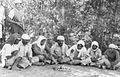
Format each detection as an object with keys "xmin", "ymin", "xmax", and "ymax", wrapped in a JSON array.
[
  {"xmin": 97, "ymin": 59, "xmax": 104, "ymax": 65},
  {"xmin": 60, "ymin": 57, "xmax": 71, "ymax": 63},
  {"xmin": 70, "ymin": 60, "xmax": 81, "ymax": 65},
  {"xmin": 81, "ymin": 58, "xmax": 91, "ymax": 65},
  {"xmin": 38, "ymin": 55, "xmax": 45, "ymax": 61},
  {"xmin": 104, "ymin": 60, "xmax": 111, "ymax": 68},
  {"xmin": 114, "ymin": 62, "xmax": 120, "ymax": 68},
  {"xmin": 31, "ymin": 56, "xmax": 40, "ymax": 63}
]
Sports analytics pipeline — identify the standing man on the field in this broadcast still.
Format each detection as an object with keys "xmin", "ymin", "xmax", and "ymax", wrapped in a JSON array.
[
  {"xmin": 8, "ymin": 0, "xmax": 24, "ymax": 25},
  {"xmin": 6, "ymin": 0, "xmax": 24, "ymax": 35},
  {"xmin": 0, "ymin": 0, "xmax": 5, "ymax": 48}
]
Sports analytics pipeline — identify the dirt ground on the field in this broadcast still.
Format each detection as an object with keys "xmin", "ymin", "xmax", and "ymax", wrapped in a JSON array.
[{"xmin": 0, "ymin": 65, "xmax": 120, "ymax": 77}]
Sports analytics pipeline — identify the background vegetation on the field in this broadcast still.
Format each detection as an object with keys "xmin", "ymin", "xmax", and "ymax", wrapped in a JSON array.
[{"xmin": 3, "ymin": 0, "xmax": 120, "ymax": 50}]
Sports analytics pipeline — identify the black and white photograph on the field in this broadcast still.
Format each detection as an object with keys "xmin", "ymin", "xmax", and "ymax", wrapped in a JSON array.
[{"xmin": 0, "ymin": 0, "xmax": 120, "ymax": 77}]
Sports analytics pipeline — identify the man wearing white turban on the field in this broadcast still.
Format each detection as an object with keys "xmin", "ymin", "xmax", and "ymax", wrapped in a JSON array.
[
  {"xmin": 16, "ymin": 34, "xmax": 32, "ymax": 69},
  {"xmin": 51, "ymin": 35, "xmax": 68, "ymax": 64}
]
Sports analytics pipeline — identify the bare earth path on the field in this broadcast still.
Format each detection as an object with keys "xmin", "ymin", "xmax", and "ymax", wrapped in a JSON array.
[{"xmin": 0, "ymin": 65, "xmax": 120, "ymax": 77}]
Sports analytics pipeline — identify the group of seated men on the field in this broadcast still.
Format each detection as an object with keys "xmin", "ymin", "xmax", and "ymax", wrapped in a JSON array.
[{"xmin": 0, "ymin": 33, "xmax": 120, "ymax": 70}]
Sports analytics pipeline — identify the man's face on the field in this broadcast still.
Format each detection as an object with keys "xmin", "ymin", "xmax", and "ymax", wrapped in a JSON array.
[
  {"xmin": 22, "ymin": 39, "xmax": 30, "ymax": 45},
  {"xmin": 77, "ymin": 44, "xmax": 83, "ymax": 50},
  {"xmin": 40, "ymin": 39, "xmax": 46, "ymax": 46},
  {"xmin": 71, "ymin": 49, "xmax": 74, "ymax": 53},
  {"xmin": 92, "ymin": 45, "xmax": 98, "ymax": 50},
  {"xmin": 14, "ymin": 38, "xmax": 21, "ymax": 44},
  {"xmin": 57, "ymin": 40, "xmax": 64, "ymax": 47},
  {"xmin": 15, "ymin": 3, "xmax": 22, "ymax": 10}
]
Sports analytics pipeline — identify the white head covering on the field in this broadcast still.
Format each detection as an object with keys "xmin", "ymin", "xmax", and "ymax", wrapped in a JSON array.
[
  {"xmin": 91, "ymin": 41, "xmax": 99, "ymax": 51},
  {"xmin": 109, "ymin": 44, "xmax": 118, "ymax": 49},
  {"xmin": 21, "ymin": 34, "xmax": 30, "ymax": 40},
  {"xmin": 76, "ymin": 40, "xmax": 86, "ymax": 51},
  {"xmin": 77, "ymin": 40, "xmax": 85, "ymax": 47},
  {"xmin": 76, "ymin": 40, "xmax": 87, "ymax": 57},
  {"xmin": 57, "ymin": 36, "xmax": 65, "ymax": 41},
  {"xmin": 14, "ymin": 0, "xmax": 22, "ymax": 4},
  {"xmin": 36, "ymin": 35, "xmax": 47, "ymax": 52},
  {"xmin": 91, "ymin": 41, "xmax": 99, "ymax": 47}
]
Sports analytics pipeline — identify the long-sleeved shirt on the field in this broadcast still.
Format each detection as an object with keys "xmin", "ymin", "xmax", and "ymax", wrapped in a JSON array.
[
  {"xmin": 51, "ymin": 43, "xmax": 68, "ymax": 58},
  {"xmin": 1, "ymin": 44, "xmax": 12, "ymax": 59},
  {"xmin": 17, "ymin": 41, "xmax": 32, "ymax": 58}
]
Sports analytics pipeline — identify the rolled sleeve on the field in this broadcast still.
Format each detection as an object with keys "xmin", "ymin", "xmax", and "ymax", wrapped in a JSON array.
[
  {"xmin": 8, "ymin": 9, "xmax": 15, "ymax": 19},
  {"xmin": 2, "ymin": 44, "xmax": 12, "ymax": 57}
]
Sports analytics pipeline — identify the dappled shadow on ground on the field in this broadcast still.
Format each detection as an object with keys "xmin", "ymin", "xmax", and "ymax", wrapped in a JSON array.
[{"xmin": 0, "ymin": 65, "xmax": 120, "ymax": 77}]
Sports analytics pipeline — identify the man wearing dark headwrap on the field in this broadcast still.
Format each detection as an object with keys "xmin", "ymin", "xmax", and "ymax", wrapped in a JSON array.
[
  {"xmin": 99, "ymin": 44, "xmax": 120, "ymax": 70},
  {"xmin": 0, "ymin": 33, "xmax": 21, "ymax": 69}
]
